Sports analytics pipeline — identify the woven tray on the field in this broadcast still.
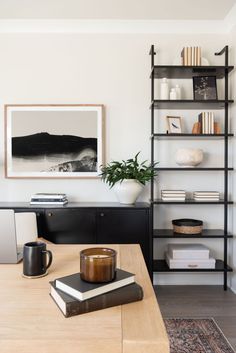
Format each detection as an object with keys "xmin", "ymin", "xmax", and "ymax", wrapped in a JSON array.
[{"xmin": 172, "ymin": 219, "xmax": 203, "ymax": 234}]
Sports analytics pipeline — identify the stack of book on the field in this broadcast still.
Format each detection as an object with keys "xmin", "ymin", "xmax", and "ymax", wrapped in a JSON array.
[
  {"xmin": 50, "ymin": 268, "xmax": 143, "ymax": 317},
  {"xmin": 165, "ymin": 243, "xmax": 216, "ymax": 269},
  {"xmin": 161, "ymin": 190, "xmax": 186, "ymax": 202},
  {"xmin": 30, "ymin": 193, "xmax": 68, "ymax": 205},
  {"xmin": 193, "ymin": 191, "xmax": 220, "ymax": 202},
  {"xmin": 198, "ymin": 112, "xmax": 216, "ymax": 134},
  {"xmin": 181, "ymin": 46, "xmax": 201, "ymax": 66}
]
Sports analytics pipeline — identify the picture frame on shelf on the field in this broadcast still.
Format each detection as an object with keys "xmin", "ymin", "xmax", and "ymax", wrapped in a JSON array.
[
  {"xmin": 193, "ymin": 76, "xmax": 218, "ymax": 100},
  {"xmin": 166, "ymin": 116, "xmax": 182, "ymax": 134},
  {"xmin": 5, "ymin": 104, "xmax": 104, "ymax": 179}
]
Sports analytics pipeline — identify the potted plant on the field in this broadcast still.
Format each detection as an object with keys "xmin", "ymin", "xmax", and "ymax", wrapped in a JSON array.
[{"xmin": 100, "ymin": 152, "xmax": 157, "ymax": 204}]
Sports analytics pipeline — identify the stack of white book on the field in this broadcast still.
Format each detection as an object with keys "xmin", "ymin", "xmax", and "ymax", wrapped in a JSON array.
[
  {"xmin": 181, "ymin": 46, "xmax": 201, "ymax": 66},
  {"xmin": 193, "ymin": 191, "xmax": 220, "ymax": 202},
  {"xmin": 165, "ymin": 244, "xmax": 216, "ymax": 269},
  {"xmin": 161, "ymin": 190, "xmax": 186, "ymax": 201},
  {"xmin": 30, "ymin": 193, "xmax": 68, "ymax": 205},
  {"xmin": 198, "ymin": 112, "xmax": 215, "ymax": 134}
]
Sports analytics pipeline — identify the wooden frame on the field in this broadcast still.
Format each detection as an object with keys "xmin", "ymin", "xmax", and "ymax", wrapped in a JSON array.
[
  {"xmin": 193, "ymin": 76, "xmax": 218, "ymax": 100},
  {"xmin": 166, "ymin": 116, "xmax": 182, "ymax": 134},
  {"xmin": 5, "ymin": 104, "xmax": 105, "ymax": 179}
]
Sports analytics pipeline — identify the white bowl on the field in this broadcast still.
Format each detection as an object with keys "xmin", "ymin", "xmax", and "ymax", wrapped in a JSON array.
[{"xmin": 175, "ymin": 148, "xmax": 203, "ymax": 167}]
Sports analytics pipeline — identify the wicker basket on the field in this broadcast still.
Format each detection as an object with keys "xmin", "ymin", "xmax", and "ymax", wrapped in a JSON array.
[{"xmin": 172, "ymin": 219, "xmax": 203, "ymax": 234}]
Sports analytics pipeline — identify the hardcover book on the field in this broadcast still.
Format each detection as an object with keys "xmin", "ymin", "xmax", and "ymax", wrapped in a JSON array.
[
  {"xmin": 50, "ymin": 281, "xmax": 143, "ymax": 317},
  {"xmin": 55, "ymin": 268, "xmax": 135, "ymax": 301}
]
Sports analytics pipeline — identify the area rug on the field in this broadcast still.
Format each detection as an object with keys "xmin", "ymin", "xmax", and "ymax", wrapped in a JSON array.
[{"xmin": 164, "ymin": 318, "xmax": 235, "ymax": 353}]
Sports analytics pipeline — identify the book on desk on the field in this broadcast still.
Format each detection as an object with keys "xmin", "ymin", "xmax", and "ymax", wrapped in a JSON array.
[{"xmin": 50, "ymin": 268, "xmax": 143, "ymax": 317}]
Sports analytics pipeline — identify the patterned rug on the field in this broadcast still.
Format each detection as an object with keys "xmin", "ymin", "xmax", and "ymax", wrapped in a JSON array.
[{"xmin": 164, "ymin": 318, "xmax": 235, "ymax": 353}]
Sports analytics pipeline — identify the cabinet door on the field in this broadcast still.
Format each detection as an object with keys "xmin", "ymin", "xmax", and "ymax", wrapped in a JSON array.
[
  {"xmin": 44, "ymin": 209, "xmax": 96, "ymax": 244},
  {"xmin": 97, "ymin": 209, "xmax": 150, "ymax": 269}
]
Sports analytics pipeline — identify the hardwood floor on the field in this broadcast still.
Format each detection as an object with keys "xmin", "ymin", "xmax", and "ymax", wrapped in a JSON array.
[{"xmin": 155, "ymin": 285, "xmax": 236, "ymax": 350}]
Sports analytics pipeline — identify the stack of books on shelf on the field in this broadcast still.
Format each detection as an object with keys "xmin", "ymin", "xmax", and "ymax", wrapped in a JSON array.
[
  {"xmin": 181, "ymin": 46, "xmax": 201, "ymax": 66},
  {"xmin": 161, "ymin": 190, "xmax": 186, "ymax": 201},
  {"xmin": 193, "ymin": 191, "xmax": 220, "ymax": 202},
  {"xmin": 198, "ymin": 112, "xmax": 220, "ymax": 134},
  {"xmin": 50, "ymin": 268, "xmax": 143, "ymax": 317},
  {"xmin": 30, "ymin": 193, "xmax": 68, "ymax": 205},
  {"xmin": 165, "ymin": 243, "xmax": 216, "ymax": 269}
]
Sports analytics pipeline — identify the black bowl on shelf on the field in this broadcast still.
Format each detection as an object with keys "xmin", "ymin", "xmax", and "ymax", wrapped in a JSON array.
[{"xmin": 172, "ymin": 218, "xmax": 203, "ymax": 234}]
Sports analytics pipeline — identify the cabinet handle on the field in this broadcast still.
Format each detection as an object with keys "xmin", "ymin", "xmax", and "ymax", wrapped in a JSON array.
[
  {"xmin": 48, "ymin": 213, "xmax": 53, "ymax": 217},
  {"xmin": 100, "ymin": 213, "xmax": 105, "ymax": 217},
  {"xmin": 36, "ymin": 213, "xmax": 40, "ymax": 217}
]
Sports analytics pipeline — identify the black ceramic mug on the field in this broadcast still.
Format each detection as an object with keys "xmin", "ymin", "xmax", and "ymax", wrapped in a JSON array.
[{"xmin": 23, "ymin": 242, "xmax": 53, "ymax": 278}]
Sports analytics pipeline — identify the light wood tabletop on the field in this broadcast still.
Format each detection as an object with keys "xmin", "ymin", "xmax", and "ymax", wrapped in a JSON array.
[{"xmin": 0, "ymin": 244, "xmax": 169, "ymax": 353}]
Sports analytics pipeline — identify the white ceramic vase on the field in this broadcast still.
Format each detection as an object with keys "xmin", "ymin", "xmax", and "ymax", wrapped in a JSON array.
[
  {"xmin": 175, "ymin": 148, "xmax": 203, "ymax": 167},
  {"xmin": 113, "ymin": 179, "xmax": 143, "ymax": 204}
]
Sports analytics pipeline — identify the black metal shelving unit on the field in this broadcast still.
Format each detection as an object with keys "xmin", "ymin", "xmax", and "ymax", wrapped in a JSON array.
[{"xmin": 149, "ymin": 45, "xmax": 234, "ymax": 290}]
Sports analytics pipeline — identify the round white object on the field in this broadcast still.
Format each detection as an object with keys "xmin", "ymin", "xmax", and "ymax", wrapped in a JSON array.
[
  {"xmin": 175, "ymin": 148, "xmax": 203, "ymax": 167},
  {"xmin": 113, "ymin": 179, "xmax": 143, "ymax": 204}
]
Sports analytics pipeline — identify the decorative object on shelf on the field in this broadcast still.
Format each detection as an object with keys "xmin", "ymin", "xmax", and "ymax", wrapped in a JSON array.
[
  {"xmin": 192, "ymin": 122, "xmax": 201, "ymax": 134},
  {"xmin": 172, "ymin": 219, "xmax": 203, "ymax": 234},
  {"xmin": 161, "ymin": 190, "xmax": 186, "ymax": 201},
  {"xmin": 80, "ymin": 247, "xmax": 117, "ymax": 283},
  {"xmin": 160, "ymin": 78, "xmax": 169, "ymax": 99},
  {"xmin": 100, "ymin": 152, "xmax": 157, "ymax": 204},
  {"xmin": 181, "ymin": 46, "xmax": 201, "ymax": 66},
  {"xmin": 193, "ymin": 191, "xmax": 220, "ymax": 202},
  {"xmin": 169, "ymin": 88, "xmax": 177, "ymax": 100},
  {"xmin": 175, "ymin": 148, "xmax": 203, "ymax": 167},
  {"xmin": 175, "ymin": 84, "xmax": 181, "ymax": 99},
  {"xmin": 193, "ymin": 76, "xmax": 217, "ymax": 100},
  {"xmin": 166, "ymin": 116, "xmax": 182, "ymax": 133},
  {"xmin": 165, "ymin": 243, "xmax": 215, "ymax": 269},
  {"xmin": 5, "ymin": 104, "xmax": 104, "ymax": 178}
]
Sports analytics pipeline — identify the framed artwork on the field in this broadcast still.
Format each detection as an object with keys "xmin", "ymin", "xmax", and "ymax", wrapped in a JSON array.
[
  {"xmin": 166, "ymin": 116, "xmax": 182, "ymax": 134},
  {"xmin": 193, "ymin": 76, "xmax": 217, "ymax": 100},
  {"xmin": 5, "ymin": 104, "xmax": 104, "ymax": 178}
]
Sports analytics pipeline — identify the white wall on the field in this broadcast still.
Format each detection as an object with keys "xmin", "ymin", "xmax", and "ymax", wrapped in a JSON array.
[{"xmin": 0, "ymin": 31, "xmax": 234, "ymax": 288}]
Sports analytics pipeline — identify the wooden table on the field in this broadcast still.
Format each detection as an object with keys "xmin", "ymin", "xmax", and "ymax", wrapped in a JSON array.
[{"xmin": 0, "ymin": 244, "xmax": 169, "ymax": 353}]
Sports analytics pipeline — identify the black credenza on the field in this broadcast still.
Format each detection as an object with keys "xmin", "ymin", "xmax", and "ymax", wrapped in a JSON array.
[{"xmin": 0, "ymin": 202, "xmax": 151, "ymax": 275}]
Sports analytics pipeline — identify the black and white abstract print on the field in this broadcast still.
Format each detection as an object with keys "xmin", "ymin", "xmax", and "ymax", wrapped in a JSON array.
[{"xmin": 6, "ymin": 106, "xmax": 103, "ymax": 178}]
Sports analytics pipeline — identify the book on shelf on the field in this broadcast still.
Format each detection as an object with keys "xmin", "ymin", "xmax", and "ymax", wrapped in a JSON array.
[
  {"xmin": 50, "ymin": 281, "xmax": 143, "ymax": 318},
  {"xmin": 161, "ymin": 198, "xmax": 186, "ymax": 201},
  {"xmin": 161, "ymin": 190, "xmax": 186, "ymax": 194},
  {"xmin": 167, "ymin": 244, "xmax": 210, "ymax": 260},
  {"xmin": 30, "ymin": 200, "xmax": 68, "ymax": 205},
  {"xmin": 198, "ymin": 112, "xmax": 214, "ymax": 134},
  {"xmin": 55, "ymin": 268, "xmax": 135, "ymax": 301},
  {"xmin": 31, "ymin": 193, "xmax": 67, "ymax": 199},
  {"xmin": 181, "ymin": 46, "xmax": 201, "ymax": 66}
]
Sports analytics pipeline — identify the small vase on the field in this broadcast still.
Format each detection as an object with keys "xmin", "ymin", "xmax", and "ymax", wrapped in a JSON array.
[{"xmin": 113, "ymin": 179, "xmax": 143, "ymax": 204}]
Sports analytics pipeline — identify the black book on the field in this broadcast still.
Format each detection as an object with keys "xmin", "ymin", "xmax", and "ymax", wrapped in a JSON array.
[
  {"xmin": 50, "ymin": 281, "xmax": 143, "ymax": 317},
  {"xmin": 55, "ymin": 268, "xmax": 135, "ymax": 301}
]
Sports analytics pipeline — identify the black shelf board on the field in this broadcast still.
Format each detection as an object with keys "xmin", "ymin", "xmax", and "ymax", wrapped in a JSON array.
[
  {"xmin": 154, "ymin": 167, "xmax": 233, "ymax": 171},
  {"xmin": 152, "ymin": 133, "xmax": 234, "ymax": 140},
  {"xmin": 153, "ymin": 259, "xmax": 233, "ymax": 272},
  {"xmin": 151, "ymin": 65, "xmax": 234, "ymax": 79},
  {"xmin": 151, "ymin": 100, "xmax": 234, "ymax": 110},
  {"xmin": 152, "ymin": 199, "xmax": 233, "ymax": 205},
  {"xmin": 153, "ymin": 229, "xmax": 233, "ymax": 238}
]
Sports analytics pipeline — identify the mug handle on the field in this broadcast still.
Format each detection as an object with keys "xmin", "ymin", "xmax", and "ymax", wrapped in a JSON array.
[{"xmin": 43, "ymin": 250, "xmax": 53, "ymax": 270}]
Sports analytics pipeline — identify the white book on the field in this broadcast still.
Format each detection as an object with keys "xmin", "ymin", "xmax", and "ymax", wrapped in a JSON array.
[
  {"xmin": 161, "ymin": 190, "xmax": 186, "ymax": 194},
  {"xmin": 162, "ymin": 198, "xmax": 186, "ymax": 201},
  {"xmin": 167, "ymin": 244, "xmax": 210, "ymax": 260},
  {"xmin": 31, "ymin": 193, "xmax": 67, "ymax": 199}
]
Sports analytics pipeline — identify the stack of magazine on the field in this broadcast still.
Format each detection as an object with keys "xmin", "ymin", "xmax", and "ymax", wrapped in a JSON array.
[
  {"xmin": 30, "ymin": 193, "xmax": 68, "ymax": 205},
  {"xmin": 50, "ymin": 268, "xmax": 143, "ymax": 317}
]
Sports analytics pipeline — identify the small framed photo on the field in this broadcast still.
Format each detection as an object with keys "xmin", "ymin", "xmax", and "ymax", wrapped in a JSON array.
[
  {"xmin": 166, "ymin": 116, "xmax": 182, "ymax": 134},
  {"xmin": 193, "ymin": 76, "xmax": 217, "ymax": 100}
]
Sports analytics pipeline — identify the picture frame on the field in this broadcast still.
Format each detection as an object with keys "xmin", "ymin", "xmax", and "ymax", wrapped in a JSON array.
[
  {"xmin": 5, "ymin": 104, "xmax": 104, "ymax": 178},
  {"xmin": 193, "ymin": 76, "xmax": 218, "ymax": 100},
  {"xmin": 166, "ymin": 116, "xmax": 182, "ymax": 134}
]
